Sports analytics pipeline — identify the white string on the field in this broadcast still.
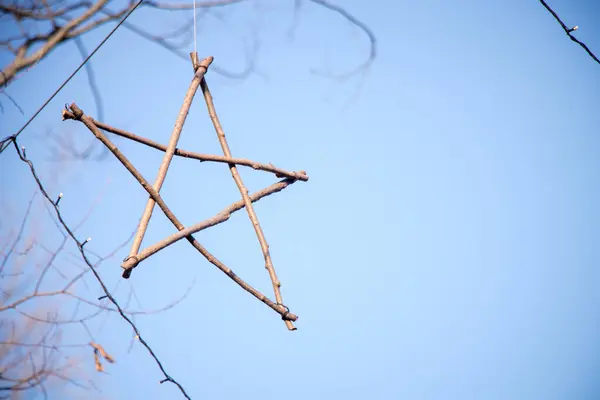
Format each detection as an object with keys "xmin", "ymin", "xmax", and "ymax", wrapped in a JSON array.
[{"xmin": 193, "ymin": 0, "xmax": 197, "ymax": 54}]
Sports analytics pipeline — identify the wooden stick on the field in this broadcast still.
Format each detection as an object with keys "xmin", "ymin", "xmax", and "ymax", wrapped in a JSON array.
[
  {"xmin": 127, "ymin": 56, "xmax": 213, "ymax": 276},
  {"xmin": 199, "ymin": 77, "xmax": 295, "ymax": 330},
  {"xmin": 61, "ymin": 111, "xmax": 309, "ymax": 182}
]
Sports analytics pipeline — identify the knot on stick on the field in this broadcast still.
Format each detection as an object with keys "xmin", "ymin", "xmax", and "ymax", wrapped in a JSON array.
[
  {"xmin": 277, "ymin": 303, "xmax": 291, "ymax": 321},
  {"xmin": 65, "ymin": 103, "xmax": 84, "ymax": 119},
  {"xmin": 192, "ymin": 55, "xmax": 214, "ymax": 77},
  {"xmin": 121, "ymin": 255, "xmax": 140, "ymax": 279}
]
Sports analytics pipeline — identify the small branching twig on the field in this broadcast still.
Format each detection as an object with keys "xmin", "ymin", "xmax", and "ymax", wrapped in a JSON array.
[
  {"xmin": 0, "ymin": 193, "xmax": 36, "ymax": 276},
  {"xmin": 61, "ymin": 110, "xmax": 309, "ymax": 181},
  {"xmin": 0, "ymin": 189, "xmax": 141, "ymax": 396},
  {"xmin": 126, "ymin": 56, "xmax": 214, "ymax": 274},
  {"xmin": 0, "ymin": 0, "xmax": 144, "ymax": 155},
  {"xmin": 1, "ymin": 0, "xmax": 376, "ymax": 116},
  {"xmin": 90, "ymin": 342, "xmax": 114, "ymax": 372},
  {"xmin": 539, "ymin": 0, "xmax": 599, "ymax": 64},
  {"xmin": 306, "ymin": 0, "xmax": 377, "ymax": 80}
]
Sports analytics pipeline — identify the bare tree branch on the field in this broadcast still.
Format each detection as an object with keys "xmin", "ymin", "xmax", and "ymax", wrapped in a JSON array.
[
  {"xmin": 1, "ymin": 0, "xmax": 112, "ymax": 87},
  {"xmin": 0, "ymin": 139, "xmax": 194, "ymax": 399},
  {"xmin": 539, "ymin": 0, "xmax": 599, "ymax": 64}
]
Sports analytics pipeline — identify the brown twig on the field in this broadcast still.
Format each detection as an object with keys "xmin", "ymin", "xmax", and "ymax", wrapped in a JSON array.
[
  {"xmin": 115, "ymin": 18, "xmax": 256, "ymax": 79},
  {"xmin": 0, "ymin": 0, "xmax": 143, "ymax": 154},
  {"xmin": 0, "ymin": 0, "xmax": 377, "ymax": 156},
  {"xmin": 63, "ymin": 103, "xmax": 298, "ymax": 324},
  {"xmin": 0, "ymin": 193, "xmax": 37, "ymax": 276},
  {"xmin": 126, "ymin": 55, "xmax": 214, "ymax": 274},
  {"xmin": 61, "ymin": 110, "xmax": 309, "ymax": 181},
  {"xmin": 1, "ymin": 0, "xmax": 112, "ymax": 87},
  {"xmin": 200, "ymin": 77, "xmax": 295, "ymax": 330}
]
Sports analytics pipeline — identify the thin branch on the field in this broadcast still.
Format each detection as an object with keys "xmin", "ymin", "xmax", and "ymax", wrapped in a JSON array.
[
  {"xmin": 539, "ymin": 0, "xmax": 599, "ymax": 64},
  {"xmin": 0, "ymin": 341, "xmax": 88, "ymax": 350},
  {"xmin": 0, "ymin": 90, "xmax": 24, "ymax": 115},
  {"xmin": 60, "ymin": 111, "xmax": 309, "ymax": 181},
  {"xmin": 126, "ymin": 56, "xmax": 213, "ymax": 273},
  {"xmin": 306, "ymin": 0, "xmax": 377, "ymax": 79},
  {"xmin": 200, "ymin": 76, "xmax": 295, "ymax": 330},
  {"xmin": 65, "ymin": 7, "xmax": 136, "ymax": 39},
  {"xmin": 0, "ymin": 1, "xmax": 91, "ymax": 20},
  {"xmin": 1, "ymin": 0, "xmax": 112, "ymax": 87},
  {"xmin": 0, "ymin": 0, "xmax": 143, "ymax": 154},
  {"xmin": 72, "ymin": 36, "xmax": 109, "ymax": 160},
  {"xmin": 116, "ymin": 19, "xmax": 254, "ymax": 79},
  {"xmin": 0, "ymin": 192, "xmax": 37, "ymax": 275},
  {"xmin": 143, "ymin": 0, "xmax": 246, "ymax": 10}
]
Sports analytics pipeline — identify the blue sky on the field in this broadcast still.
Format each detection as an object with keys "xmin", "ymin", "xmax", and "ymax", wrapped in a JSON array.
[{"xmin": 1, "ymin": 0, "xmax": 600, "ymax": 399}]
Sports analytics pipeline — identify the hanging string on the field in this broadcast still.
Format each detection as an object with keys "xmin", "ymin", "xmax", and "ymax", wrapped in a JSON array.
[{"xmin": 193, "ymin": 0, "xmax": 197, "ymax": 55}]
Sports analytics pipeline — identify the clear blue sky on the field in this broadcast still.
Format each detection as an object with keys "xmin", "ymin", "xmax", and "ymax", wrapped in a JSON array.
[{"xmin": 1, "ymin": 0, "xmax": 600, "ymax": 399}]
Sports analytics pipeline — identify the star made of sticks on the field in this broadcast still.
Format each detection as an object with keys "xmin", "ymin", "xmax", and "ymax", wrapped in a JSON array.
[{"xmin": 61, "ymin": 55, "xmax": 307, "ymax": 330}]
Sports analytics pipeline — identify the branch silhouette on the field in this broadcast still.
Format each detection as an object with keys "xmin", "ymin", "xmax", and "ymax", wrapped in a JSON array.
[
  {"xmin": 0, "ymin": 137, "xmax": 193, "ymax": 399},
  {"xmin": 539, "ymin": 0, "xmax": 599, "ymax": 64}
]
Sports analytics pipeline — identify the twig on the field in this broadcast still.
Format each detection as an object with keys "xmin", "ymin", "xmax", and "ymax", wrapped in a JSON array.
[
  {"xmin": 0, "ymin": 90, "xmax": 24, "ymax": 115},
  {"xmin": 126, "ymin": 55, "xmax": 214, "ymax": 274},
  {"xmin": 115, "ymin": 19, "xmax": 255, "ymax": 79},
  {"xmin": 90, "ymin": 342, "xmax": 115, "ymax": 363},
  {"xmin": 63, "ymin": 104, "xmax": 298, "ymax": 323},
  {"xmin": 74, "ymin": 37, "xmax": 104, "ymax": 123},
  {"xmin": 539, "ymin": 0, "xmax": 599, "ymax": 64},
  {"xmin": 143, "ymin": 0, "xmax": 246, "ymax": 10},
  {"xmin": 200, "ymin": 77, "xmax": 295, "ymax": 330},
  {"xmin": 71, "ymin": 36, "xmax": 109, "ymax": 161},
  {"xmin": 60, "ymin": 111, "xmax": 309, "ymax": 181},
  {"xmin": 306, "ymin": 0, "xmax": 377, "ymax": 80},
  {"xmin": 0, "ymin": 193, "xmax": 37, "ymax": 275}
]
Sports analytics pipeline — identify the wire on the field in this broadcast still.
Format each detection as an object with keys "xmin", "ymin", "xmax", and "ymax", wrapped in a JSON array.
[
  {"xmin": 539, "ymin": 0, "xmax": 599, "ymax": 65},
  {"xmin": 11, "ymin": 139, "xmax": 192, "ymax": 399}
]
